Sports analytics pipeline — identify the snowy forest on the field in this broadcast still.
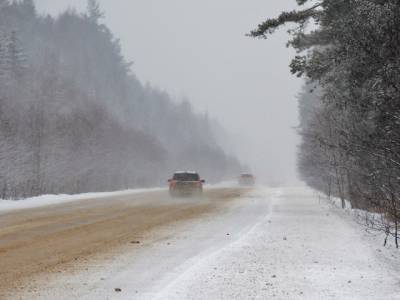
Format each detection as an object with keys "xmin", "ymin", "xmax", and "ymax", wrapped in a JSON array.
[
  {"xmin": 0, "ymin": 0, "xmax": 241, "ymax": 199},
  {"xmin": 251, "ymin": 0, "xmax": 400, "ymax": 245}
]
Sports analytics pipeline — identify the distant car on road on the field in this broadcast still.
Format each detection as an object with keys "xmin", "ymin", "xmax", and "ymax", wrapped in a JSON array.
[
  {"xmin": 238, "ymin": 173, "xmax": 256, "ymax": 186},
  {"xmin": 168, "ymin": 171, "xmax": 205, "ymax": 197}
]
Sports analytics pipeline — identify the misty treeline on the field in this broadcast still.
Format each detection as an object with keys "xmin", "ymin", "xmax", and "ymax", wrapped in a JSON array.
[
  {"xmin": 0, "ymin": 0, "xmax": 241, "ymax": 199},
  {"xmin": 252, "ymin": 0, "xmax": 400, "ymax": 246}
]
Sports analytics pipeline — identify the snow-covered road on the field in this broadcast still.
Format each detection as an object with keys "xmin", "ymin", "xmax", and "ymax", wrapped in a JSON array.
[
  {"xmin": 160, "ymin": 187, "xmax": 400, "ymax": 300},
  {"xmin": 4, "ymin": 186, "xmax": 400, "ymax": 299}
]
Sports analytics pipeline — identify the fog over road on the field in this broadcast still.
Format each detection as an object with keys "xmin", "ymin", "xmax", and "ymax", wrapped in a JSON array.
[{"xmin": 1, "ymin": 187, "xmax": 399, "ymax": 299}]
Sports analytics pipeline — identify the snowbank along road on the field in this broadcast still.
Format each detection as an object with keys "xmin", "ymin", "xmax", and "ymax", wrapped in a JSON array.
[{"xmin": 1, "ymin": 186, "xmax": 400, "ymax": 299}]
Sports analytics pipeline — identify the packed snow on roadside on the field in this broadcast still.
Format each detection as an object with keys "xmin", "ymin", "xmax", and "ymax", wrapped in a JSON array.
[
  {"xmin": 157, "ymin": 187, "xmax": 400, "ymax": 300},
  {"xmin": 0, "ymin": 188, "xmax": 164, "ymax": 213},
  {"xmin": 321, "ymin": 194, "xmax": 400, "ymax": 250}
]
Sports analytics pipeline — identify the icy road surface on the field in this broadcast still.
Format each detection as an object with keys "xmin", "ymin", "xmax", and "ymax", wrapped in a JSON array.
[{"xmin": 1, "ymin": 187, "xmax": 400, "ymax": 299}]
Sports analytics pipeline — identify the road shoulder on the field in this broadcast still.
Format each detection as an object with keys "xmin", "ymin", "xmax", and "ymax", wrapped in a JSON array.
[{"xmin": 159, "ymin": 187, "xmax": 400, "ymax": 300}]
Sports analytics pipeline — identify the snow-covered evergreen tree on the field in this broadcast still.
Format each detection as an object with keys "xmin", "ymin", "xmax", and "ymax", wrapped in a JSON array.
[
  {"xmin": 86, "ymin": 0, "xmax": 104, "ymax": 23},
  {"xmin": 251, "ymin": 0, "xmax": 400, "ymax": 246},
  {"xmin": 4, "ymin": 30, "xmax": 26, "ymax": 82},
  {"xmin": 0, "ymin": 0, "xmax": 241, "ymax": 199}
]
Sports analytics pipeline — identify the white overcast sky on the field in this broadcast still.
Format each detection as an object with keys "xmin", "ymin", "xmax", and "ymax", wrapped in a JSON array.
[{"xmin": 35, "ymin": 0, "xmax": 303, "ymax": 184}]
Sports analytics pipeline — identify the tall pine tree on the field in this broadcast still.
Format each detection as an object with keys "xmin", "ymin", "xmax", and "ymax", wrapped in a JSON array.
[
  {"xmin": 5, "ymin": 30, "xmax": 26, "ymax": 82},
  {"xmin": 86, "ymin": 0, "xmax": 104, "ymax": 24}
]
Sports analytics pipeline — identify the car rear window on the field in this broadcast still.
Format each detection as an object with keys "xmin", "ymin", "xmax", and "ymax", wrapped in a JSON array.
[
  {"xmin": 241, "ymin": 174, "xmax": 253, "ymax": 178},
  {"xmin": 173, "ymin": 173, "xmax": 200, "ymax": 181}
]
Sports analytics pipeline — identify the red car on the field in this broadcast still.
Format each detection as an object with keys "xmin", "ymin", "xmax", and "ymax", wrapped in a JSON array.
[
  {"xmin": 238, "ymin": 173, "xmax": 256, "ymax": 186},
  {"xmin": 168, "ymin": 171, "xmax": 205, "ymax": 197}
]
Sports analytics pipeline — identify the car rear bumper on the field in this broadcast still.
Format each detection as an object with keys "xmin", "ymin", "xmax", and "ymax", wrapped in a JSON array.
[{"xmin": 169, "ymin": 187, "xmax": 202, "ymax": 197}]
